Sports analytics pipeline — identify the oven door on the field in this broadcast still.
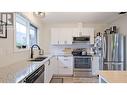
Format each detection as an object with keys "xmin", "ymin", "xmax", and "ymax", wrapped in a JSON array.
[{"xmin": 74, "ymin": 56, "xmax": 92, "ymax": 71}]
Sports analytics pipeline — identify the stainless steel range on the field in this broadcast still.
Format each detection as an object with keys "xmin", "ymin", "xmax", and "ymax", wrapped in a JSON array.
[{"xmin": 72, "ymin": 49, "xmax": 92, "ymax": 71}]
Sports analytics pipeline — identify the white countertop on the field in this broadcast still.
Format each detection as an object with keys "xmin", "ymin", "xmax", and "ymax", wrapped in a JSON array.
[{"xmin": 0, "ymin": 54, "xmax": 54, "ymax": 83}]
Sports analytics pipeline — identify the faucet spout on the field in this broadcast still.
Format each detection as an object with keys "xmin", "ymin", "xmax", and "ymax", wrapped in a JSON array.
[{"xmin": 31, "ymin": 44, "xmax": 41, "ymax": 58}]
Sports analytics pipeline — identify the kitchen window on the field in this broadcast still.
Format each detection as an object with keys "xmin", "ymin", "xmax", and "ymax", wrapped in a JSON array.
[
  {"xmin": 29, "ymin": 24, "xmax": 37, "ymax": 47},
  {"xmin": 15, "ymin": 13, "xmax": 38, "ymax": 51}
]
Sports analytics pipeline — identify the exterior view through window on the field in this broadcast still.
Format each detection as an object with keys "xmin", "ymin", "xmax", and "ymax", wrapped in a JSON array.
[
  {"xmin": 29, "ymin": 24, "xmax": 37, "ymax": 47},
  {"xmin": 16, "ymin": 13, "xmax": 38, "ymax": 50}
]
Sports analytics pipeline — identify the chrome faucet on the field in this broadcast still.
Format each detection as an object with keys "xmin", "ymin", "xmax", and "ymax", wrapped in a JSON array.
[{"xmin": 31, "ymin": 44, "xmax": 43, "ymax": 58}]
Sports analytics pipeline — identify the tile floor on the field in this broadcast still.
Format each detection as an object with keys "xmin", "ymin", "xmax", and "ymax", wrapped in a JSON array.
[{"xmin": 50, "ymin": 71, "xmax": 99, "ymax": 83}]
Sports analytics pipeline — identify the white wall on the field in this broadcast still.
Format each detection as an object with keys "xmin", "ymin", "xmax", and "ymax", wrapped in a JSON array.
[{"xmin": 0, "ymin": 12, "xmax": 44, "ymax": 67}]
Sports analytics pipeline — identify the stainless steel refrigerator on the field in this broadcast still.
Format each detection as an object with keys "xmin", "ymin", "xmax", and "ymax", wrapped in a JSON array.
[{"xmin": 103, "ymin": 33, "xmax": 126, "ymax": 70}]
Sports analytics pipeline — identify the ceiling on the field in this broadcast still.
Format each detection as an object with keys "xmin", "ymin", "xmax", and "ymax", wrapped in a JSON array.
[{"xmin": 41, "ymin": 12, "xmax": 123, "ymax": 24}]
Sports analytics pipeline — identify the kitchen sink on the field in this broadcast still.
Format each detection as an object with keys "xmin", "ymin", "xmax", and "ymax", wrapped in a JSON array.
[{"xmin": 29, "ymin": 57, "xmax": 47, "ymax": 62}]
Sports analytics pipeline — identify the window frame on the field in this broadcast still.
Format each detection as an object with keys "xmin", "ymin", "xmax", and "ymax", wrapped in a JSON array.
[
  {"xmin": 29, "ymin": 24, "xmax": 38, "ymax": 47},
  {"xmin": 14, "ymin": 13, "xmax": 38, "ymax": 52}
]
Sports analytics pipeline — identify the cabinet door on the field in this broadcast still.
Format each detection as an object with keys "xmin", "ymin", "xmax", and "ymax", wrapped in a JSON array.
[
  {"xmin": 58, "ymin": 56, "xmax": 73, "ymax": 75},
  {"xmin": 92, "ymin": 56, "xmax": 99, "ymax": 76},
  {"xmin": 82, "ymin": 28, "xmax": 90, "ymax": 36},
  {"xmin": 58, "ymin": 28, "xmax": 65, "ymax": 44},
  {"xmin": 61, "ymin": 28, "xmax": 72, "ymax": 44},
  {"xmin": 51, "ymin": 28, "xmax": 59, "ymax": 45},
  {"xmin": 89, "ymin": 28, "xmax": 94, "ymax": 44},
  {"xmin": 50, "ymin": 57, "xmax": 59, "ymax": 75},
  {"xmin": 72, "ymin": 28, "xmax": 79, "ymax": 37},
  {"xmin": 44, "ymin": 60, "xmax": 53, "ymax": 83},
  {"xmin": 51, "ymin": 28, "xmax": 73, "ymax": 45},
  {"xmin": 82, "ymin": 28, "xmax": 94, "ymax": 44}
]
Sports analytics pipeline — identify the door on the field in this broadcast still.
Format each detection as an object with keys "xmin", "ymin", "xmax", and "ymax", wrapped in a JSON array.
[{"xmin": 74, "ymin": 57, "xmax": 92, "ymax": 70}]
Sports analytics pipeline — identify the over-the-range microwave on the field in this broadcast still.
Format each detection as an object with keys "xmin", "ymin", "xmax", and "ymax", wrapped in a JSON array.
[{"xmin": 72, "ymin": 36, "xmax": 90, "ymax": 43}]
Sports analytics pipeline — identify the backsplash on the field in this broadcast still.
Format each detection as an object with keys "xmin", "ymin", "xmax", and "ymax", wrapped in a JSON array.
[{"xmin": 50, "ymin": 44, "xmax": 93, "ymax": 55}]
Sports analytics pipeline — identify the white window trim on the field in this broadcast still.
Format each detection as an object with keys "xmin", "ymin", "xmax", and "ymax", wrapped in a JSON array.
[{"xmin": 14, "ymin": 13, "xmax": 38, "ymax": 52}]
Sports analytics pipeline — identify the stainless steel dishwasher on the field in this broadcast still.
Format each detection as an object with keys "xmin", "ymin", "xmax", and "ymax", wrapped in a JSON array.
[{"xmin": 24, "ymin": 64, "xmax": 45, "ymax": 83}]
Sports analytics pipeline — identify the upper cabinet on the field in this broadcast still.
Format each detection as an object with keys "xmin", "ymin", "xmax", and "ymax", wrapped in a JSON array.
[
  {"xmin": 83, "ymin": 28, "xmax": 94, "ymax": 44},
  {"xmin": 51, "ymin": 28, "xmax": 73, "ymax": 45},
  {"xmin": 51, "ymin": 28, "xmax": 94, "ymax": 45}
]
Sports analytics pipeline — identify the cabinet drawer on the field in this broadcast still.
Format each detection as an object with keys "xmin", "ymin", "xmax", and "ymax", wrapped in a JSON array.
[
  {"xmin": 58, "ymin": 57, "xmax": 73, "ymax": 67},
  {"xmin": 59, "ymin": 67, "xmax": 73, "ymax": 75}
]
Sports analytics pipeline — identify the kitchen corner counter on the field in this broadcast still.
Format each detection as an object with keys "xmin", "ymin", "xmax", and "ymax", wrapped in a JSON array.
[
  {"xmin": 0, "ymin": 55, "xmax": 54, "ymax": 83},
  {"xmin": 99, "ymin": 71, "xmax": 127, "ymax": 83}
]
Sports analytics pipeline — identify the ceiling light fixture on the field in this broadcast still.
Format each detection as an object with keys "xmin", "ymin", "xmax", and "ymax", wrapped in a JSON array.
[{"xmin": 33, "ymin": 12, "xmax": 45, "ymax": 18}]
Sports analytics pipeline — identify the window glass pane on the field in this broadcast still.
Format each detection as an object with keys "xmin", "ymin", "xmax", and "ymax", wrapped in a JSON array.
[
  {"xmin": 29, "ymin": 25, "xmax": 37, "ymax": 47},
  {"xmin": 15, "ymin": 13, "xmax": 38, "ymax": 50},
  {"xmin": 16, "ymin": 22, "xmax": 27, "ymax": 49}
]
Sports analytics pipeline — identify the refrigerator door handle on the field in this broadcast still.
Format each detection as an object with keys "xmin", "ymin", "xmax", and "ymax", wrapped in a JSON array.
[{"xmin": 103, "ymin": 37, "xmax": 106, "ymax": 59}]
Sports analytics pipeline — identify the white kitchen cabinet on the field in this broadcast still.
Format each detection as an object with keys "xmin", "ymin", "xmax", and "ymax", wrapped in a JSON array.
[
  {"xmin": 72, "ymin": 28, "xmax": 80, "ymax": 37},
  {"xmin": 72, "ymin": 28, "xmax": 94, "ymax": 44},
  {"xmin": 44, "ymin": 56, "xmax": 60, "ymax": 83},
  {"xmin": 50, "ymin": 56, "xmax": 59, "ymax": 75},
  {"xmin": 82, "ymin": 28, "xmax": 91, "ymax": 36},
  {"xmin": 51, "ymin": 28, "xmax": 73, "ymax": 45},
  {"xmin": 89, "ymin": 28, "xmax": 94, "ymax": 44},
  {"xmin": 62, "ymin": 28, "xmax": 73, "ymax": 44},
  {"xmin": 51, "ymin": 28, "xmax": 94, "ymax": 45},
  {"xmin": 51, "ymin": 28, "xmax": 60, "ymax": 45},
  {"xmin": 57, "ymin": 56, "xmax": 73, "ymax": 75},
  {"xmin": 44, "ymin": 60, "xmax": 54, "ymax": 83},
  {"xmin": 92, "ymin": 56, "xmax": 99, "ymax": 76},
  {"xmin": 82, "ymin": 28, "xmax": 94, "ymax": 44}
]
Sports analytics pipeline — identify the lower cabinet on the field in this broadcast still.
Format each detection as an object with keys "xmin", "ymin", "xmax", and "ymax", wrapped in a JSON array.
[
  {"xmin": 57, "ymin": 56, "xmax": 73, "ymax": 75},
  {"xmin": 44, "ymin": 56, "xmax": 59, "ymax": 83},
  {"xmin": 44, "ymin": 60, "xmax": 54, "ymax": 83},
  {"xmin": 92, "ymin": 56, "xmax": 99, "ymax": 76},
  {"xmin": 44, "ymin": 56, "xmax": 73, "ymax": 83}
]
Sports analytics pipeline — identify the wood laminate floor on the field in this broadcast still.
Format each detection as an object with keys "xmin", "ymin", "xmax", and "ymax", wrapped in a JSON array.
[{"xmin": 50, "ymin": 71, "xmax": 99, "ymax": 83}]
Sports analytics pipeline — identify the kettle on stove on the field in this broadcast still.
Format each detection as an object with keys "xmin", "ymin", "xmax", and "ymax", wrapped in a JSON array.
[{"xmin": 82, "ymin": 49, "xmax": 87, "ymax": 55}]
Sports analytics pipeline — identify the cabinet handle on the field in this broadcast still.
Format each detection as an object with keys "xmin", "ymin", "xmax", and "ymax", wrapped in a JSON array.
[
  {"xmin": 48, "ymin": 60, "xmax": 50, "ymax": 65},
  {"xmin": 64, "ymin": 66, "xmax": 68, "ymax": 68},
  {"xmin": 79, "ymin": 32, "xmax": 82, "ymax": 36},
  {"xmin": 58, "ymin": 41, "xmax": 59, "ymax": 44},
  {"xmin": 64, "ymin": 59, "xmax": 68, "ymax": 61},
  {"xmin": 64, "ymin": 41, "xmax": 67, "ymax": 44}
]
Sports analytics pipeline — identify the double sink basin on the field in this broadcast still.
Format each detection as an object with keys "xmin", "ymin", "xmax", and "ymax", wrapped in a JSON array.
[{"xmin": 29, "ymin": 57, "xmax": 47, "ymax": 62}]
